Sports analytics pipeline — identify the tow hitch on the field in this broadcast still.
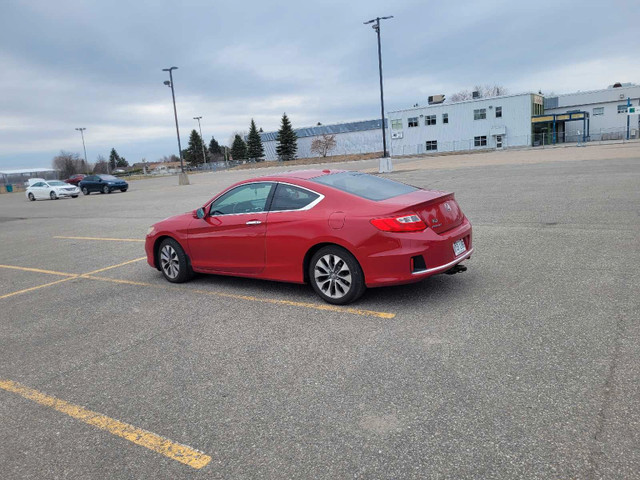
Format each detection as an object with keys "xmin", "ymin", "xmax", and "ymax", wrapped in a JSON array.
[{"xmin": 445, "ymin": 264, "xmax": 467, "ymax": 275}]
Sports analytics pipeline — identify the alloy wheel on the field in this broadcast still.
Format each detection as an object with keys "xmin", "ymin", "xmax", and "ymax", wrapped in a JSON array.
[
  {"xmin": 314, "ymin": 253, "xmax": 352, "ymax": 300},
  {"xmin": 160, "ymin": 244, "xmax": 180, "ymax": 280}
]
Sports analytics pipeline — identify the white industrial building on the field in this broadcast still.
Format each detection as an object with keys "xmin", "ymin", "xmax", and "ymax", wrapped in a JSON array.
[
  {"xmin": 543, "ymin": 83, "xmax": 640, "ymax": 142},
  {"xmin": 387, "ymin": 93, "xmax": 545, "ymax": 156},
  {"xmin": 259, "ymin": 119, "xmax": 385, "ymax": 161}
]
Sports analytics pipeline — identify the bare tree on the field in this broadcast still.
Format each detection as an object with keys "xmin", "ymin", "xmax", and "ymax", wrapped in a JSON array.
[
  {"xmin": 93, "ymin": 155, "xmax": 109, "ymax": 174},
  {"xmin": 52, "ymin": 151, "xmax": 85, "ymax": 179},
  {"xmin": 450, "ymin": 84, "xmax": 508, "ymax": 102},
  {"xmin": 310, "ymin": 134, "xmax": 337, "ymax": 157}
]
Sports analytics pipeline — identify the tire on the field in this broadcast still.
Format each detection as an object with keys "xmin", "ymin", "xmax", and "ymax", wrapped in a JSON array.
[
  {"xmin": 72, "ymin": 195, "xmax": 78, "ymax": 198},
  {"xmin": 28, "ymin": 193, "xmax": 35, "ymax": 201},
  {"xmin": 50, "ymin": 191, "xmax": 57, "ymax": 200},
  {"xmin": 121, "ymin": 188, "xmax": 127, "ymax": 193},
  {"xmin": 158, "ymin": 238, "xmax": 193, "ymax": 283},
  {"xmin": 102, "ymin": 185, "xmax": 110, "ymax": 194},
  {"xmin": 309, "ymin": 245, "xmax": 365, "ymax": 305},
  {"xmin": 82, "ymin": 187, "xmax": 89, "ymax": 195}
]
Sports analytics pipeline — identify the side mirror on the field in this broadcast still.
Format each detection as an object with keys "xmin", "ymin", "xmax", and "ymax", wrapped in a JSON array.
[{"xmin": 196, "ymin": 207, "xmax": 206, "ymax": 219}]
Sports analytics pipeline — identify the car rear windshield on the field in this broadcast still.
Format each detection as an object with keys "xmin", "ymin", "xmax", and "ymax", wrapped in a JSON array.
[{"xmin": 311, "ymin": 172, "xmax": 417, "ymax": 201}]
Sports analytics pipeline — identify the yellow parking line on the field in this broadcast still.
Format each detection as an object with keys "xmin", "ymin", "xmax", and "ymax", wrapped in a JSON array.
[
  {"xmin": 83, "ymin": 275, "xmax": 396, "ymax": 319},
  {"xmin": 0, "ymin": 277, "xmax": 78, "ymax": 300},
  {"xmin": 53, "ymin": 236, "xmax": 144, "ymax": 243},
  {"xmin": 0, "ymin": 380, "xmax": 211, "ymax": 470},
  {"xmin": 83, "ymin": 257, "xmax": 147, "ymax": 275},
  {"xmin": 0, "ymin": 264, "xmax": 76, "ymax": 277}
]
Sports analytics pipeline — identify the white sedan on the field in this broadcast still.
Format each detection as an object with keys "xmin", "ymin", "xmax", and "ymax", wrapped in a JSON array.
[{"xmin": 26, "ymin": 180, "xmax": 80, "ymax": 201}]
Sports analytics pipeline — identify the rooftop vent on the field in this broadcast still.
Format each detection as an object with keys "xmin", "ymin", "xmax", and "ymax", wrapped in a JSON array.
[
  {"xmin": 428, "ymin": 94, "xmax": 445, "ymax": 105},
  {"xmin": 472, "ymin": 91, "xmax": 481, "ymax": 99}
]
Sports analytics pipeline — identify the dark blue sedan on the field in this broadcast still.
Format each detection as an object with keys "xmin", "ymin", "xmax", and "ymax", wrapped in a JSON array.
[{"xmin": 79, "ymin": 175, "xmax": 128, "ymax": 195}]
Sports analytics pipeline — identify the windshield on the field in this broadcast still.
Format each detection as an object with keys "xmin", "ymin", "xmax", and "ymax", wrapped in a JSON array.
[
  {"xmin": 48, "ymin": 181, "xmax": 67, "ymax": 186},
  {"xmin": 311, "ymin": 172, "xmax": 418, "ymax": 201},
  {"xmin": 100, "ymin": 175, "xmax": 118, "ymax": 180}
]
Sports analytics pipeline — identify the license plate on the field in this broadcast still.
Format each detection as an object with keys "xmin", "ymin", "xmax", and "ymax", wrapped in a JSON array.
[{"xmin": 453, "ymin": 239, "xmax": 466, "ymax": 256}]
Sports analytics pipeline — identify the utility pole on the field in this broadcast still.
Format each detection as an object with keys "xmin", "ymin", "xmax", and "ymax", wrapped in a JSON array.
[
  {"xmin": 75, "ymin": 128, "xmax": 88, "ymax": 171},
  {"xmin": 162, "ymin": 66, "xmax": 189, "ymax": 185},
  {"xmin": 364, "ymin": 16, "xmax": 393, "ymax": 172},
  {"xmin": 193, "ymin": 116, "xmax": 207, "ymax": 165}
]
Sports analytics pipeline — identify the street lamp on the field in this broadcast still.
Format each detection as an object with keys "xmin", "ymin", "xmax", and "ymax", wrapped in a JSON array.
[
  {"xmin": 75, "ymin": 127, "xmax": 88, "ymax": 171},
  {"xmin": 364, "ymin": 15, "xmax": 393, "ymax": 172},
  {"xmin": 162, "ymin": 66, "xmax": 189, "ymax": 185},
  {"xmin": 193, "ymin": 116, "xmax": 207, "ymax": 165}
]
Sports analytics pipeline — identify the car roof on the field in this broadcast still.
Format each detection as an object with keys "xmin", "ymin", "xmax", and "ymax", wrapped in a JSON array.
[{"xmin": 256, "ymin": 169, "xmax": 346, "ymax": 182}]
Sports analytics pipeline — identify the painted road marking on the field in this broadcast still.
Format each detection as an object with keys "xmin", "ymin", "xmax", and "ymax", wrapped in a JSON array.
[
  {"xmin": 0, "ymin": 264, "xmax": 76, "ymax": 277},
  {"xmin": 83, "ymin": 275, "xmax": 396, "ymax": 319},
  {"xmin": 54, "ymin": 236, "xmax": 144, "ymax": 243},
  {"xmin": 0, "ymin": 380, "xmax": 211, "ymax": 469},
  {"xmin": 84, "ymin": 257, "xmax": 147, "ymax": 275},
  {"xmin": 0, "ymin": 262, "xmax": 396, "ymax": 318},
  {"xmin": 0, "ymin": 277, "xmax": 78, "ymax": 299}
]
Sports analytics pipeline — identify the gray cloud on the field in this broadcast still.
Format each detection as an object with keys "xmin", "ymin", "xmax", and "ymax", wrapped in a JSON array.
[{"xmin": 0, "ymin": 0, "xmax": 637, "ymax": 169}]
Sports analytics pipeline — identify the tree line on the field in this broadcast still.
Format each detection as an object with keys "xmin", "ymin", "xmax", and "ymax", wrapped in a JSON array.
[{"xmin": 52, "ymin": 111, "xmax": 339, "ymax": 178}]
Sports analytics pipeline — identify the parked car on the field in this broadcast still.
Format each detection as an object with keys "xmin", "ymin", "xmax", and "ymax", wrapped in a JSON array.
[
  {"xmin": 24, "ymin": 178, "xmax": 46, "ymax": 188},
  {"xmin": 145, "ymin": 170, "xmax": 473, "ymax": 304},
  {"xmin": 79, "ymin": 174, "xmax": 128, "ymax": 195},
  {"xmin": 26, "ymin": 180, "xmax": 80, "ymax": 201},
  {"xmin": 63, "ymin": 174, "xmax": 86, "ymax": 185}
]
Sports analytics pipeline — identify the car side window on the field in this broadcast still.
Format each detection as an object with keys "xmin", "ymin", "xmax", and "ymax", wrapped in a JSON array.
[
  {"xmin": 84, "ymin": 176, "xmax": 94, "ymax": 181},
  {"xmin": 270, "ymin": 184, "xmax": 320, "ymax": 211},
  {"xmin": 209, "ymin": 183, "xmax": 274, "ymax": 216},
  {"xmin": 33, "ymin": 182, "xmax": 45, "ymax": 187}
]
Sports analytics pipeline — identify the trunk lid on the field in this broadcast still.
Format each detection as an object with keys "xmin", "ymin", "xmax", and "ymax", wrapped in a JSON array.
[{"xmin": 381, "ymin": 189, "xmax": 464, "ymax": 234}]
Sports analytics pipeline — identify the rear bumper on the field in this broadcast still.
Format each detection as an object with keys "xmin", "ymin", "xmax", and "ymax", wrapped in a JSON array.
[{"xmin": 360, "ymin": 218, "xmax": 473, "ymax": 287}]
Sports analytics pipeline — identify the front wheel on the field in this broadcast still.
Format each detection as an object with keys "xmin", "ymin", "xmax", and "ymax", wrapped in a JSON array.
[
  {"xmin": 158, "ymin": 238, "xmax": 193, "ymax": 283},
  {"xmin": 102, "ymin": 185, "xmax": 110, "ymax": 194},
  {"xmin": 121, "ymin": 188, "xmax": 127, "ymax": 193},
  {"xmin": 309, "ymin": 246, "xmax": 365, "ymax": 305},
  {"xmin": 50, "ymin": 191, "xmax": 57, "ymax": 200},
  {"xmin": 82, "ymin": 187, "xmax": 89, "ymax": 195},
  {"xmin": 71, "ymin": 195, "xmax": 78, "ymax": 198}
]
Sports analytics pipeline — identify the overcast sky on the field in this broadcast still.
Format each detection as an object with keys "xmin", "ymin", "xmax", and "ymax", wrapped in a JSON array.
[{"xmin": 1, "ymin": 0, "xmax": 638, "ymax": 169}]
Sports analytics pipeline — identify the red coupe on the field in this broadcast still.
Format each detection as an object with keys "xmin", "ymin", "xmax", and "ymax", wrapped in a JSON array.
[
  {"xmin": 62, "ymin": 174, "xmax": 86, "ymax": 185},
  {"xmin": 145, "ymin": 170, "xmax": 473, "ymax": 304}
]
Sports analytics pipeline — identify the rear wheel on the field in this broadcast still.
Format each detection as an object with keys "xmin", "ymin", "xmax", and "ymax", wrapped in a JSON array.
[
  {"xmin": 82, "ymin": 187, "xmax": 89, "ymax": 195},
  {"xmin": 28, "ymin": 193, "xmax": 35, "ymax": 201},
  {"xmin": 50, "ymin": 191, "xmax": 57, "ymax": 200},
  {"xmin": 158, "ymin": 238, "xmax": 193, "ymax": 283},
  {"xmin": 309, "ymin": 245, "xmax": 365, "ymax": 305}
]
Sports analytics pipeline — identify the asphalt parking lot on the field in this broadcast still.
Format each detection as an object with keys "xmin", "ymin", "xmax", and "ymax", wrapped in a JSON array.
[{"xmin": 1, "ymin": 150, "xmax": 639, "ymax": 478}]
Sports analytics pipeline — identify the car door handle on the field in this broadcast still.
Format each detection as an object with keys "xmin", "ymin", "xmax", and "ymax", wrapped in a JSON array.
[{"xmin": 246, "ymin": 220, "xmax": 262, "ymax": 225}]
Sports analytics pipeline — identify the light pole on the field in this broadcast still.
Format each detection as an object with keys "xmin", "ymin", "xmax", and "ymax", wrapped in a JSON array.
[
  {"xmin": 193, "ymin": 116, "xmax": 207, "ymax": 165},
  {"xmin": 364, "ymin": 15, "xmax": 393, "ymax": 172},
  {"xmin": 162, "ymin": 66, "xmax": 189, "ymax": 185},
  {"xmin": 75, "ymin": 127, "xmax": 88, "ymax": 171}
]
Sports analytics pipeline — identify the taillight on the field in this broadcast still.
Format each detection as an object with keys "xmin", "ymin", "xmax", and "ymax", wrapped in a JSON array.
[{"xmin": 370, "ymin": 214, "xmax": 427, "ymax": 232}]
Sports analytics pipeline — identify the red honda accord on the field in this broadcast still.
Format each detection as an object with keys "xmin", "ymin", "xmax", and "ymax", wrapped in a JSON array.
[{"xmin": 145, "ymin": 170, "xmax": 473, "ymax": 304}]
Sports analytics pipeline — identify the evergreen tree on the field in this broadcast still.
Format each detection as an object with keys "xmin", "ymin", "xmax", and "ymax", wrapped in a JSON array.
[
  {"xmin": 116, "ymin": 156, "xmax": 129, "ymax": 168},
  {"xmin": 108, "ymin": 148, "xmax": 121, "ymax": 172},
  {"xmin": 246, "ymin": 119, "xmax": 265, "ymax": 162},
  {"xmin": 276, "ymin": 113, "xmax": 297, "ymax": 161},
  {"xmin": 208, "ymin": 136, "xmax": 222, "ymax": 157},
  {"xmin": 184, "ymin": 129, "xmax": 207, "ymax": 165},
  {"xmin": 230, "ymin": 134, "xmax": 247, "ymax": 161}
]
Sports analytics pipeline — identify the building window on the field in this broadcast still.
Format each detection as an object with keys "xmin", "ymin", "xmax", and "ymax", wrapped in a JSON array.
[
  {"xmin": 425, "ymin": 115, "xmax": 436, "ymax": 126},
  {"xmin": 474, "ymin": 136, "xmax": 487, "ymax": 147},
  {"xmin": 495, "ymin": 106, "xmax": 502, "ymax": 118},
  {"xmin": 443, "ymin": 113, "xmax": 448, "ymax": 124},
  {"xmin": 617, "ymin": 105, "xmax": 628, "ymax": 114},
  {"xmin": 408, "ymin": 117, "xmax": 419, "ymax": 127},
  {"xmin": 474, "ymin": 109, "xmax": 486, "ymax": 120},
  {"xmin": 426, "ymin": 140, "xmax": 438, "ymax": 151},
  {"xmin": 593, "ymin": 107, "xmax": 604, "ymax": 116},
  {"xmin": 391, "ymin": 119, "xmax": 403, "ymax": 130}
]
